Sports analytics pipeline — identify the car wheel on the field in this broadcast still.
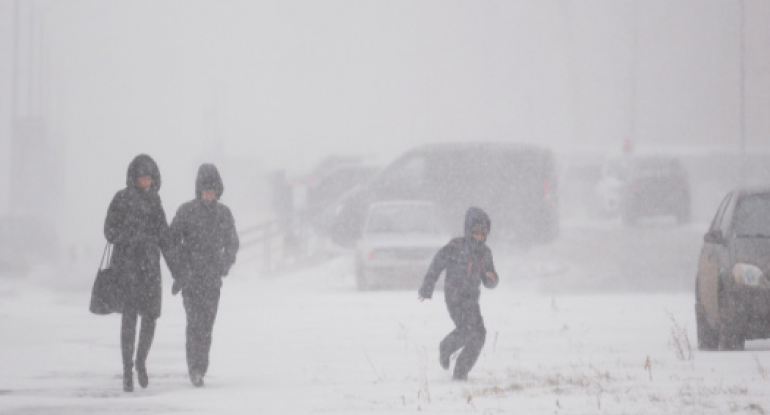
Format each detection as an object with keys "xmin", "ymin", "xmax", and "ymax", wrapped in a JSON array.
[
  {"xmin": 695, "ymin": 303, "xmax": 718, "ymax": 350},
  {"xmin": 355, "ymin": 261, "xmax": 369, "ymax": 291},
  {"xmin": 718, "ymin": 327, "xmax": 745, "ymax": 351},
  {"xmin": 621, "ymin": 210, "xmax": 638, "ymax": 226},
  {"xmin": 717, "ymin": 292, "xmax": 746, "ymax": 351}
]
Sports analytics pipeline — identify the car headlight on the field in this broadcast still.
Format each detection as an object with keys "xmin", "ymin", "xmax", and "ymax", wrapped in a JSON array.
[{"xmin": 732, "ymin": 263, "xmax": 769, "ymax": 288}]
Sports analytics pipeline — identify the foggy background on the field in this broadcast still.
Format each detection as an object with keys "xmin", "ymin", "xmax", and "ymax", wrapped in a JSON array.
[{"xmin": 1, "ymin": 0, "xmax": 769, "ymax": 266}]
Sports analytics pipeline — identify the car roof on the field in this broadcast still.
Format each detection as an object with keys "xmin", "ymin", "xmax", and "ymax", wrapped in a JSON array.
[
  {"xmin": 734, "ymin": 186, "xmax": 770, "ymax": 198},
  {"xmin": 409, "ymin": 142, "xmax": 552, "ymax": 156},
  {"xmin": 367, "ymin": 200, "xmax": 437, "ymax": 210}
]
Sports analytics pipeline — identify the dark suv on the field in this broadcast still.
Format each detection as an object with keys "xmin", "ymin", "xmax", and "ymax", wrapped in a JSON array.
[
  {"xmin": 595, "ymin": 154, "xmax": 690, "ymax": 225},
  {"xmin": 329, "ymin": 143, "xmax": 559, "ymax": 247},
  {"xmin": 695, "ymin": 187, "xmax": 770, "ymax": 351}
]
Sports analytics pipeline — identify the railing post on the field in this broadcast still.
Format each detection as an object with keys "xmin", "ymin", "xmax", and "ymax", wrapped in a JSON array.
[{"xmin": 264, "ymin": 233, "xmax": 271, "ymax": 272}]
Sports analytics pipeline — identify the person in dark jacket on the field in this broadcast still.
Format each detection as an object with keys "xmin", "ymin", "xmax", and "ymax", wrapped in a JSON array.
[
  {"xmin": 418, "ymin": 206, "xmax": 499, "ymax": 381},
  {"xmin": 104, "ymin": 154, "xmax": 173, "ymax": 392},
  {"xmin": 169, "ymin": 163, "xmax": 239, "ymax": 387}
]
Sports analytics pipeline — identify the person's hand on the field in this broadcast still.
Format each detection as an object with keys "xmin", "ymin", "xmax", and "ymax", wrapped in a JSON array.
[
  {"xmin": 485, "ymin": 272, "xmax": 496, "ymax": 282},
  {"xmin": 171, "ymin": 280, "xmax": 182, "ymax": 296}
]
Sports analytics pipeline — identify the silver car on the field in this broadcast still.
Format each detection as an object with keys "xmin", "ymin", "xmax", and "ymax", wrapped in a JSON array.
[{"xmin": 355, "ymin": 201, "xmax": 449, "ymax": 290}]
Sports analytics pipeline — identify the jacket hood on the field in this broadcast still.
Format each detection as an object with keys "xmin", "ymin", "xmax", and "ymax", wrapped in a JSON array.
[
  {"xmin": 126, "ymin": 154, "xmax": 161, "ymax": 193},
  {"xmin": 196, "ymin": 163, "xmax": 224, "ymax": 200},
  {"xmin": 464, "ymin": 206, "xmax": 491, "ymax": 243}
]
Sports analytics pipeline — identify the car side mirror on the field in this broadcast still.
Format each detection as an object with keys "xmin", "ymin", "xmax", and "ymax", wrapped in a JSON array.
[{"xmin": 704, "ymin": 230, "xmax": 725, "ymax": 245}]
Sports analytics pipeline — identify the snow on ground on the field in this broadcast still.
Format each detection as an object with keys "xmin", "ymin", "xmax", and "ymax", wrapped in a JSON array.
[{"xmin": 1, "ymin": 250, "xmax": 770, "ymax": 415}]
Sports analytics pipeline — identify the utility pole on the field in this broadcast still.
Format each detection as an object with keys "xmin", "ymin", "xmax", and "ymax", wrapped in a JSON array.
[
  {"xmin": 10, "ymin": 0, "xmax": 21, "ymax": 214},
  {"xmin": 9, "ymin": 0, "xmax": 52, "ymax": 217},
  {"xmin": 739, "ymin": 0, "xmax": 746, "ymax": 186},
  {"xmin": 629, "ymin": 0, "xmax": 638, "ymax": 153}
]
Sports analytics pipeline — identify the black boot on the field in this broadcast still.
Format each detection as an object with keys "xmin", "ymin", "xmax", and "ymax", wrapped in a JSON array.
[
  {"xmin": 189, "ymin": 371, "xmax": 205, "ymax": 388},
  {"xmin": 123, "ymin": 369, "xmax": 134, "ymax": 392},
  {"xmin": 136, "ymin": 364, "xmax": 148, "ymax": 388},
  {"xmin": 452, "ymin": 373, "xmax": 468, "ymax": 381},
  {"xmin": 135, "ymin": 317, "xmax": 156, "ymax": 389},
  {"xmin": 121, "ymin": 312, "xmax": 137, "ymax": 392}
]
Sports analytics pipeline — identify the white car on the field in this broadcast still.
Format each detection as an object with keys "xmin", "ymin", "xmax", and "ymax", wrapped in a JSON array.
[
  {"xmin": 595, "ymin": 154, "xmax": 691, "ymax": 224},
  {"xmin": 355, "ymin": 201, "xmax": 450, "ymax": 290}
]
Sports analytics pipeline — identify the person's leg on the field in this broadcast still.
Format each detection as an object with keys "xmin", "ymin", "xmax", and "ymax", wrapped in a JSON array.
[
  {"xmin": 121, "ymin": 311, "xmax": 138, "ymax": 392},
  {"xmin": 197, "ymin": 288, "xmax": 221, "ymax": 379},
  {"xmin": 135, "ymin": 316, "xmax": 157, "ymax": 388},
  {"xmin": 183, "ymin": 289, "xmax": 199, "ymax": 377},
  {"xmin": 183, "ymin": 288, "xmax": 207, "ymax": 386},
  {"xmin": 452, "ymin": 302, "xmax": 486, "ymax": 380},
  {"xmin": 439, "ymin": 301, "xmax": 470, "ymax": 370}
]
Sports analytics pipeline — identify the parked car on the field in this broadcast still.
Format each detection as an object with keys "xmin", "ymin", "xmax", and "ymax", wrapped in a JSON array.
[
  {"xmin": 355, "ymin": 201, "xmax": 449, "ymax": 290},
  {"xmin": 695, "ymin": 187, "xmax": 770, "ymax": 351},
  {"xmin": 331, "ymin": 143, "xmax": 559, "ymax": 247},
  {"xmin": 0, "ymin": 215, "xmax": 60, "ymax": 276},
  {"xmin": 306, "ymin": 162, "xmax": 379, "ymax": 208},
  {"xmin": 595, "ymin": 154, "xmax": 690, "ymax": 225}
]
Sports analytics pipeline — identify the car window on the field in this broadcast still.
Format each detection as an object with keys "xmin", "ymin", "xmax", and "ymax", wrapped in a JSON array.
[
  {"xmin": 365, "ymin": 204, "xmax": 444, "ymax": 235},
  {"xmin": 732, "ymin": 192, "xmax": 770, "ymax": 237},
  {"xmin": 719, "ymin": 193, "xmax": 738, "ymax": 236},
  {"xmin": 603, "ymin": 158, "xmax": 627, "ymax": 180},
  {"xmin": 629, "ymin": 157, "xmax": 683, "ymax": 179},
  {"xmin": 709, "ymin": 193, "xmax": 733, "ymax": 232},
  {"xmin": 376, "ymin": 155, "xmax": 425, "ymax": 194}
]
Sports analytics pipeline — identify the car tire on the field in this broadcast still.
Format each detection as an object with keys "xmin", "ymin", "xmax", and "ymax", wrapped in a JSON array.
[
  {"xmin": 621, "ymin": 210, "xmax": 638, "ymax": 226},
  {"xmin": 718, "ymin": 327, "xmax": 745, "ymax": 351},
  {"xmin": 717, "ymin": 292, "xmax": 746, "ymax": 351},
  {"xmin": 355, "ymin": 261, "xmax": 369, "ymax": 291},
  {"xmin": 695, "ymin": 303, "xmax": 718, "ymax": 351}
]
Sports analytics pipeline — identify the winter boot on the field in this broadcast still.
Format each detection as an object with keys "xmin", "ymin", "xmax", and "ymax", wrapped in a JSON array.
[
  {"xmin": 135, "ymin": 317, "xmax": 155, "ymax": 389},
  {"xmin": 190, "ymin": 371, "xmax": 204, "ymax": 388},
  {"xmin": 136, "ymin": 364, "xmax": 148, "ymax": 388},
  {"xmin": 439, "ymin": 349, "xmax": 450, "ymax": 370},
  {"xmin": 452, "ymin": 372, "xmax": 468, "ymax": 382},
  {"xmin": 123, "ymin": 369, "xmax": 134, "ymax": 392}
]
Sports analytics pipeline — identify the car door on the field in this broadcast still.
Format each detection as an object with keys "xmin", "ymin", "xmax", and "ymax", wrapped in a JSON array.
[{"xmin": 698, "ymin": 192, "xmax": 735, "ymax": 328}]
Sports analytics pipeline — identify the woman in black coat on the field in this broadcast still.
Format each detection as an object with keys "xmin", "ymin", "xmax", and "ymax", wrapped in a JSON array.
[{"xmin": 104, "ymin": 154, "xmax": 172, "ymax": 392}]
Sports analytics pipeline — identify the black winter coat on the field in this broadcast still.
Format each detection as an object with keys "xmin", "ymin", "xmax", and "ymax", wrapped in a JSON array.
[
  {"xmin": 104, "ymin": 154, "xmax": 172, "ymax": 319},
  {"xmin": 418, "ymin": 207, "xmax": 498, "ymax": 305},
  {"xmin": 169, "ymin": 164, "xmax": 239, "ymax": 291}
]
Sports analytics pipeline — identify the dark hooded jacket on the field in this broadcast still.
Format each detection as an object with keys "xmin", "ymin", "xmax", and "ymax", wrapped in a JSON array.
[
  {"xmin": 418, "ymin": 207, "xmax": 498, "ymax": 305},
  {"xmin": 169, "ymin": 164, "xmax": 239, "ymax": 290},
  {"xmin": 104, "ymin": 154, "xmax": 171, "ymax": 318}
]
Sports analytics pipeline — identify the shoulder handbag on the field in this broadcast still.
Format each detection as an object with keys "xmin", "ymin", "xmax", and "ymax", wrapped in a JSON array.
[{"xmin": 89, "ymin": 243, "xmax": 124, "ymax": 315}]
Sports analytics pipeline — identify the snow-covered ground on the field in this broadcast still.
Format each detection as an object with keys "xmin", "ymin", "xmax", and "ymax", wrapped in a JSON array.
[{"xmin": 2, "ymin": 241, "xmax": 770, "ymax": 415}]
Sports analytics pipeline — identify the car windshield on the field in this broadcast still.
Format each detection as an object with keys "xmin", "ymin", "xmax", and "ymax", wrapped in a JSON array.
[
  {"xmin": 733, "ymin": 193, "xmax": 770, "ymax": 237},
  {"xmin": 629, "ymin": 158, "xmax": 679, "ymax": 179},
  {"xmin": 366, "ymin": 204, "xmax": 444, "ymax": 235}
]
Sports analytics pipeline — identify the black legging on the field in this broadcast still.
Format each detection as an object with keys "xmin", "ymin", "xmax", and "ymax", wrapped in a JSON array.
[
  {"xmin": 182, "ymin": 286, "xmax": 221, "ymax": 377},
  {"xmin": 441, "ymin": 299, "xmax": 487, "ymax": 379},
  {"xmin": 121, "ymin": 312, "xmax": 156, "ymax": 372}
]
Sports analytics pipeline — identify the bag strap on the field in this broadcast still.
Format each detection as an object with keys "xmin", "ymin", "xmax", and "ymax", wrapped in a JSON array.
[{"xmin": 99, "ymin": 243, "xmax": 112, "ymax": 270}]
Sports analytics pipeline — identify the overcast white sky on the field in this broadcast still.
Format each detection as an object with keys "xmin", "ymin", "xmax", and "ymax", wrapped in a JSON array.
[{"xmin": 1, "ymin": 0, "xmax": 769, "ymax": 245}]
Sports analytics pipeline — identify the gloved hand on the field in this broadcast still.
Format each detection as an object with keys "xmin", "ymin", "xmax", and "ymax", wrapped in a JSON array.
[{"xmin": 171, "ymin": 280, "xmax": 182, "ymax": 296}]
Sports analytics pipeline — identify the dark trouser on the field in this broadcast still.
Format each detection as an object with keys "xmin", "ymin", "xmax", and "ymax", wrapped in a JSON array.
[
  {"xmin": 182, "ymin": 286, "xmax": 221, "ymax": 378},
  {"xmin": 121, "ymin": 312, "xmax": 156, "ymax": 372},
  {"xmin": 441, "ymin": 299, "xmax": 486, "ymax": 379}
]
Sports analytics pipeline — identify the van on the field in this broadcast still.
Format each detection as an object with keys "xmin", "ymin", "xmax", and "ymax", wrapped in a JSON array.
[{"xmin": 330, "ymin": 143, "xmax": 559, "ymax": 247}]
